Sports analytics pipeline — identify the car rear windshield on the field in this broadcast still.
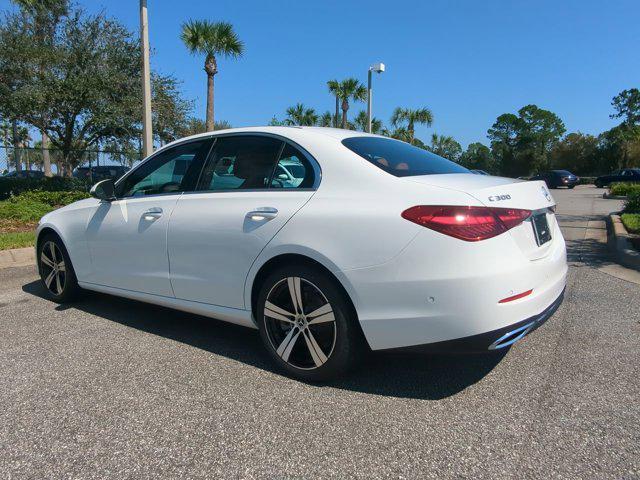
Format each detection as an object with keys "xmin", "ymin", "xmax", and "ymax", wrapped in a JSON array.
[{"xmin": 342, "ymin": 136, "xmax": 469, "ymax": 177}]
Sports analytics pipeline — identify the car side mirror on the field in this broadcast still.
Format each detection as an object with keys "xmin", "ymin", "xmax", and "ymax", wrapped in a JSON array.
[{"xmin": 90, "ymin": 179, "xmax": 116, "ymax": 201}]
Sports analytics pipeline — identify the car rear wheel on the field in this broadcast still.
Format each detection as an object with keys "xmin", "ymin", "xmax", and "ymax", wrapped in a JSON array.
[
  {"xmin": 38, "ymin": 234, "xmax": 81, "ymax": 303},
  {"xmin": 257, "ymin": 264, "xmax": 362, "ymax": 382}
]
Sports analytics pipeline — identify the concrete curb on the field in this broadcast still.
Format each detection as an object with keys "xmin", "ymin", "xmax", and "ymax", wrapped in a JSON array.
[
  {"xmin": 607, "ymin": 214, "xmax": 640, "ymax": 271},
  {"xmin": 602, "ymin": 193, "xmax": 627, "ymax": 200},
  {"xmin": 0, "ymin": 246, "xmax": 35, "ymax": 269}
]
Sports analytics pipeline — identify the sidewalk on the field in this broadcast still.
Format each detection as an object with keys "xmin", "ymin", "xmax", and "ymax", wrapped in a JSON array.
[{"xmin": 0, "ymin": 247, "xmax": 35, "ymax": 269}]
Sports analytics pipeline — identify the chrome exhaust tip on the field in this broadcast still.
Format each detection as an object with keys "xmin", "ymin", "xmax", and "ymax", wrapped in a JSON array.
[{"xmin": 488, "ymin": 321, "xmax": 536, "ymax": 350}]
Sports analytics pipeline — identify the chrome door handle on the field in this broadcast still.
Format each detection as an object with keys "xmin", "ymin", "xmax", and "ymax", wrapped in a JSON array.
[
  {"xmin": 142, "ymin": 207, "xmax": 163, "ymax": 220},
  {"xmin": 246, "ymin": 207, "xmax": 278, "ymax": 221}
]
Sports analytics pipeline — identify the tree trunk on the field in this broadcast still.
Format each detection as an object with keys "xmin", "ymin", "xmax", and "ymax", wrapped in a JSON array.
[
  {"xmin": 11, "ymin": 120, "xmax": 21, "ymax": 172},
  {"xmin": 334, "ymin": 96, "xmax": 339, "ymax": 128},
  {"xmin": 206, "ymin": 73, "xmax": 215, "ymax": 131},
  {"xmin": 42, "ymin": 130, "xmax": 52, "ymax": 177},
  {"xmin": 341, "ymin": 100, "xmax": 349, "ymax": 129}
]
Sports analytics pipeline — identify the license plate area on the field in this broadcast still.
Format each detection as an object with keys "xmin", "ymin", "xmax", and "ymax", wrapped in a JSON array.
[{"xmin": 531, "ymin": 212, "xmax": 552, "ymax": 246}]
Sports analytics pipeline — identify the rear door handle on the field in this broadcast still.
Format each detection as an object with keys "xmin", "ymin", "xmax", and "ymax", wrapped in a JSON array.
[
  {"xmin": 246, "ymin": 207, "xmax": 278, "ymax": 221},
  {"xmin": 142, "ymin": 207, "xmax": 163, "ymax": 220}
]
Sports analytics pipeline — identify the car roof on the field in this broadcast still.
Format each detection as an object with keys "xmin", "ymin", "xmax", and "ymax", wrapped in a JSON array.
[{"xmin": 162, "ymin": 126, "xmax": 377, "ymax": 149}]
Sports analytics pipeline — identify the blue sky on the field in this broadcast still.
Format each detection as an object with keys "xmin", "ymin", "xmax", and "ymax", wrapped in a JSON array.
[{"xmin": 2, "ymin": 0, "xmax": 639, "ymax": 147}]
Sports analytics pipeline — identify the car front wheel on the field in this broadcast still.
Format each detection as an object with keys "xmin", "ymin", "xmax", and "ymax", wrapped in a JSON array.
[
  {"xmin": 257, "ymin": 264, "xmax": 363, "ymax": 382},
  {"xmin": 38, "ymin": 234, "xmax": 81, "ymax": 303}
]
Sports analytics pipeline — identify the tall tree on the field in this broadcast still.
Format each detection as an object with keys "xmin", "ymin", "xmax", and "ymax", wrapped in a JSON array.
[
  {"xmin": 610, "ymin": 88, "xmax": 640, "ymax": 127},
  {"xmin": 180, "ymin": 20, "xmax": 243, "ymax": 132},
  {"xmin": 1, "ymin": 8, "xmax": 144, "ymax": 174},
  {"xmin": 151, "ymin": 73, "xmax": 193, "ymax": 146},
  {"xmin": 327, "ymin": 79, "xmax": 340, "ymax": 128},
  {"xmin": 284, "ymin": 103, "xmax": 318, "ymax": 126},
  {"xmin": 549, "ymin": 132, "xmax": 599, "ymax": 175},
  {"xmin": 391, "ymin": 107, "xmax": 433, "ymax": 145},
  {"xmin": 488, "ymin": 106, "xmax": 565, "ymax": 176},
  {"xmin": 428, "ymin": 133, "xmax": 462, "ymax": 161},
  {"xmin": 10, "ymin": 0, "xmax": 69, "ymax": 176},
  {"xmin": 353, "ymin": 110, "xmax": 382, "ymax": 134},
  {"xmin": 598, "ymin": 125, "xmax": 640, "ymax": 171},
  {"xmin": 333, "ymin": 78, "xmax": 367, "ymax": 129},
  {"xmin": 460, "ymin": 142, "xmax": 495, "ymax": 172}
]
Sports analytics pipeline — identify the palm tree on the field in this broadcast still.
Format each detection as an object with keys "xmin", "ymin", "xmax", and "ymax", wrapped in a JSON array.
[
  {"xmin": 333, "ymin": 78, "xmax": 367, "ymax": 129},
  {"xmin": 429, "ymin": 133, "xmax": 462, "ymax": 161},
  {"xmin": 327, "ymin": 79, "xmax": 340, "ymax": 127},
  {"xmin": 181, "ymin": 20, "xmax": 244, "ymax": 132},
  {"xmin": 391, "ymin": 107, "xmax": 434, "ymax": 144},
  {"xmin": 318, "ymin": 111, "xmax": 334, "ymax": 127},
  {"xmin": 354, "ymin": 110, "xmax": 382, "ymax": 134},
  {"xmin": 284, "ymin": 103, "xmax": 318, "ymax": 126}
]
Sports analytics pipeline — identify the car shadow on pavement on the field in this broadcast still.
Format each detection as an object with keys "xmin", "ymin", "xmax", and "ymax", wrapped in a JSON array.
[{"xmin": 22, "ymin": 280, "xmax": 506, "ymax": 400}]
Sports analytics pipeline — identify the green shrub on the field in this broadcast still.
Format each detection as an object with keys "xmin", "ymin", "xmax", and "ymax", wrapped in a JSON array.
[
  {"xmin": 0, "ymin": 190, "xmax": 90, "ymax": 223},
  {"xmin": 623, "ymin": 191, "xmax": 640, "ymax": 214},
  {"xmin": 609, "ymin": 182, "xmax": 640, "ymax": 197},
  {"xmin": 0, "ymin": 176, "xmax": 89, "ymax": 200},
  {"xmin": 621, "ymin": 213, "xmax": 640, "ymax": 234},
  {"xmin": 16, "ymin": 190, "xmax": 90, "ymax": 207},
  {"xmin": 0, "ymin": 197, "xmax": 51, "ymax": 222}
]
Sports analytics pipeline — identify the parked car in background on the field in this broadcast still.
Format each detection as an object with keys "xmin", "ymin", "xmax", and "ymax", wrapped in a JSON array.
[
  {"xmin": 2, "ymin": 169, "xmax": 45, "ymax": 179},
  {"xmin": 594, "ymin": 168, "xmax": 640, "ymax": 188},
  {"xmin": 471, "ymin": 169, "xmax": 490, "ymax": 176},
  {"xmin": 530, "ymin": 170, "xmax": 579, "ymax": 189},
  {"xmin": 73, "ymin": 166, "xmax": 129, "ymax": 182},
  {"xmin": 36, "ymin": 127, "xmax": 567, "ymax": 381}
]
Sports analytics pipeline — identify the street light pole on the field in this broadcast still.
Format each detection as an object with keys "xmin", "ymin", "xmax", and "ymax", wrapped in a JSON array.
[
  {"xmin": 140, "ymin": 0, "xmax": 153, "ymax": 158},
  {"xmin": 366, "ymin": 63, "xmax": 385, "ymax": 133}
]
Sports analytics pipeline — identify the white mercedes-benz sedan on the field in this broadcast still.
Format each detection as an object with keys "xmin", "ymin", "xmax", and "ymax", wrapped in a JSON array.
[{"xmin": 36, "ymin": 127, "xmax": 567, "ymax": 381}]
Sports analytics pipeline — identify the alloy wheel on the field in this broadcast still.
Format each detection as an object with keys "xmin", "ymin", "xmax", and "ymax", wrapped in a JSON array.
[
  {"xmin": 263, "ymin": 277, "xmax": 337, "ymax": 370},
  {"xmin": 40, "ymin": 241, "xmax": 66, "ymax": 296}
]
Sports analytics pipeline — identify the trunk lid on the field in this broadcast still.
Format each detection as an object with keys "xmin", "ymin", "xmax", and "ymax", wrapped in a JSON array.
[{"xmin": 404, "ymin": 173, "xmax": 558, "ymax": 260}]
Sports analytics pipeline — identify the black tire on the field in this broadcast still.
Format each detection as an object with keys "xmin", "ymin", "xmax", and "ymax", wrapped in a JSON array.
[
  {"xmin": 256, "ymin": 264, "xmax": 363, "ymax": 382},
  {"xmin": 595, "ymin": 181, "xmax": 603, "ymax": 188},
  {"xmin": 37, "ymin": 233, "xmax": 81, "ymax": 303},
  {"xmin": 568, "ymin": 185, "xmax": 575, "ymax": 189}
]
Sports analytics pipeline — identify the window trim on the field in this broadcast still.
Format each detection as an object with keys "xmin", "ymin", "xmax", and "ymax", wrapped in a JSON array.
[{"xmin": 113, "ymin": 137, "xmax": 215, "ymax": 200}]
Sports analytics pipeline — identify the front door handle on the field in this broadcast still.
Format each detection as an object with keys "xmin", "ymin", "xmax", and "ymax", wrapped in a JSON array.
[
  {"xmin": 142, "ymin": 207, "xmax": 163, "ymax": 220},
  {"xmin": 246, "ymin": 207, "xmax": 278, "ymax": 221}
]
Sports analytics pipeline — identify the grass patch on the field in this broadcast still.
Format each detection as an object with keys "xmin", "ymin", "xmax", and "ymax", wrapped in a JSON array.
[
  {"xmin": 0, "ymin": 231, "xmax": 35, "ymax": 250},
  {"xmin": 621, "ymin": 213, "xmax": 640, "ymax": 234}
]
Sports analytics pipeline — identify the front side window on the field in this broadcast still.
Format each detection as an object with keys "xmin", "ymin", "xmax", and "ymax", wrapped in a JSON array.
[
  {"xmin": 342, "ymin": 136, "xmax": 469, "ymax": 177},
  {"xmin": 198, "ymin": 136, "xmax": 283, "ymax": 191},
  {"xmin": 117, "ymin": 140, "xmax": 211, "ymax": 198},
  {"xmin": 270, "ymin": 143, "xmax": 315, "ymax": 189}
]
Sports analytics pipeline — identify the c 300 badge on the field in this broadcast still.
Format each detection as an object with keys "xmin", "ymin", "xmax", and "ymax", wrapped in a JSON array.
[
  {"xmin": 488, "ymin": 194, "xmax": 511, "ymax": 202},
  {"xmin": 541, "ymin": 186, "xmax": 552, "ymax": 202}
]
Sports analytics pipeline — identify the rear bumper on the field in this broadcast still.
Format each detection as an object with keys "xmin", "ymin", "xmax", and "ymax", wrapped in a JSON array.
[
  {"xmin": 344, "ymin": 215, "xmax": 568, "ymax": 351},
  {"xmin": 381, "ymin": 288, "xmax": 564, "ymax": 354}
]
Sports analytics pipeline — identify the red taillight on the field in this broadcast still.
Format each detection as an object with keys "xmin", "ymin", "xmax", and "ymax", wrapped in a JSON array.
[{"xmin": 401, "ymin": 205, "xmax": 531, "ymax": 242}]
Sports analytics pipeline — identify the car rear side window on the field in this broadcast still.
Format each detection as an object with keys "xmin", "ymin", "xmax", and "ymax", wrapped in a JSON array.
[
  {"xmin": 269, "ymin": 143, "xmax": 315, "ymax": 189},
  {"xmin": 342, "ymin": 136, "xmax": 468, "ymax": 177},
  {"xmin": 197, "ymin": 136, "xmax": 283, "ymax": 191}
]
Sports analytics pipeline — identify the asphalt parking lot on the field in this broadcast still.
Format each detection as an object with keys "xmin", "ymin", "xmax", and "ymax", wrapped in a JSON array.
[{"xmin": 0, "ymin": 186, "xmax": 638, "ymax": 479}]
